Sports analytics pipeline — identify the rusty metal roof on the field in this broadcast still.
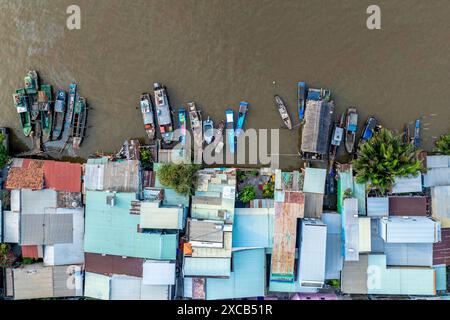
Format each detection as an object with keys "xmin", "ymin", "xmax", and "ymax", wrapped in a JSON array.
[
  {"xmin": 434, "ymin": 228, "xmax": 450, "ymax": 266},
  {"xmin": 389, "ymin": 196, "xmax": 429, "ymax": 216},
  {"xmin": 85, "ymin": 253, "xmax": 144, "ymax": 277}
]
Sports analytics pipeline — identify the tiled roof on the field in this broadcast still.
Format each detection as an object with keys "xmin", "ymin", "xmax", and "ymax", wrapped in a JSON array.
[{"xmin": 6, "ymin": 160, "xmax": 44, "ymax": 190}]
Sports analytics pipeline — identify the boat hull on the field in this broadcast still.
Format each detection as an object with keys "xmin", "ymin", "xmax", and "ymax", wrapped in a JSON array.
[
  {"xmin": 344, "ymin": 107, "xmax": 358, "ymax": 154},
  {"xmin": 274, "ymin": 95, "xmax": 293, "ymax": 130},
  {"xmin": 235, "ymin": 101, "xmax": 248, "ymax": 138},
  {"xmin": 225, "ymin": 109, "xmax": 235, "ymax": 154},
  {"xmin": 297, "ymin": 82, "xmax": 307, "ymax": 121}
]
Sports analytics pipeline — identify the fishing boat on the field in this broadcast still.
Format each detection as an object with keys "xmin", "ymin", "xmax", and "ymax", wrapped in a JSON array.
[
  {"xmin": 402, "ymin": 124, "xmax": 411, "ymax": 145},
  {"xmin": 188, "ymin": 102, "xmax": 203, "ymax": 149},
  {"xmin": 297, "ymin": 82, "xmax": 307, "ymax": 121},
  {"xmin": 178, "ymin": 108, "xmax": 187, "ymax": 146},
  {"xmin": 203, "ymin": 117, "xmax": 214, "ymax": 144},
  {"xmin": 274, "ymin": 95, "xmax": 292, "ymax": 130},
  {"xmin": 213, "ymin": 120, "xmax": 225, "ymax": 154},
  {"xmin": 225, "ymin": 109, "xmax": 235, "ymax": 154},
  {"xmin": 307, "ymin": 87, "xmax": 331, "ymax": 102},
  {"xmin": 358, "ymin": 116, "xmax": 377, "ymax": 147},
  {"xmin": 344, "ymin": 107, "xmax": 358, "ymax": 154},
  {"xmin": 13, "ymin": 89, "xmax": 32, "ymax": 137},
  {"xmin": 235, "ymin": 101, "xmax": 249, "ymax": 138},
  {"xmin": 413, "ymin": 119, "xmax": 421, "ymax": 148},
  {"xmin": 71, "ymin": 96, "xmax": 87, "ymax": 149},
  {"xmin": 61, "ymin": 83, "xmax": 77, "ymax": 145},
  {"xmin": 153, "ymin": 83, "xmax": 174, "ymax": 144},
  {"xmin": 140, "ymin": 93, "xmax": 156, "ymax": 141},
  {"xmin": 52, "ymin": 90, "xmax": 66, "ymax": 140},
  {"xmin": 39, "ymin": 84, "xmax": 53, "ymax": 142},
  {"xmin": 329, "ymin": 113, "xmax": 345, "ymax": 162},
  {"xmin": 24, "ymin": 70, "xmax": 39, "ymax": 94}
]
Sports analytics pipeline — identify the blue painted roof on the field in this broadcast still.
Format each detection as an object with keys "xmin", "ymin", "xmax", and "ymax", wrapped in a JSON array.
[
  {"xmin": 233, "ymin": 208, "xmax": 274, "ymax": 249},
  {"xmin": 84, "ymin": 191, "xmax": 177, "ymax": 260},
  {"xmin": 303, "ymin": 168, "xmax": 327, "ymax": 194},
  {"xmin": 206, "ymin": 249, "xmax": 266, "ymax": 300},
  {"xmin": 183, "ymin": 257, "xmax": 231, "ymax": 277},
  {"xmin": 434, "ymin": 265, "xmax": 447, "ymax": 292}
]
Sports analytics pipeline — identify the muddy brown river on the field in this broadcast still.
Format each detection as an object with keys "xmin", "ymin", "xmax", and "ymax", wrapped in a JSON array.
[{"xmin": 1, "ymin": 0, "xmax": 449, "ymax": 169}]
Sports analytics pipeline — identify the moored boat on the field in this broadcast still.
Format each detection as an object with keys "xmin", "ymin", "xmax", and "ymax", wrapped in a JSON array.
[
  {"xmin": 329, "ymin": 113, "xmax": 345, "ymax": 161},
  {"xmin": 24, "ymin": 70, "xmax": 39, "ymax": 94},
  {"xmin": 13, "ymin": 89, "xmax": 32, "ymax": 137},
  {"xmin": 274, "ymin": 95, "xmax": 292, "ymax": 130},
  {"xmin": 358, "ymin": 116, "xmax": 377, "ymax": 147},
  {"xmin": 413, "ymin": 119, "xmax": 421, "ymax": 148},
  {"xmin": 140, "ymin": 93, "xmax": 156, "ymax": 141},
  {"xmin": 344, "ymin": 107, "xmax": 358, "ymax": 154},
  {"xmin": 71, "ymin": 96, "xmax": 87, "ymax": 149},
  {"xmin": 402, "ymin": 123, "xmax": 411, "ymax": 145},
  {"xmin": 235, "ymin": 101, "xmax": 249, "ymax": 138},
  {"xmin": 213, "ymin": 120, "xmax": 225, "ymax": 154},
  {"xmin": 52, "ymin": 90, "xmax": 66, "ymax": 140},
  {"xmin": 178, "ymin": 108, "xmax": 187, "ymax": 146},
  {"xmin": 153, "ymin": 83, "xmax": 174, "ymax": 145},
  {"xmin": 188, "ymin": 102, "xmax": 203, "ymax": 149},
  {"xmin": 61, "ymin": 83, "xmax": 77, "ymax": 145},
  {"xmin": 39, "ymin": 84, "xmax": 53, "ymax": 142},
  {"xmin": 203, "ymin": 117, "xmax": 214, "ymax": 144},
  {"xmin": 225, "ymin": 109, "xmax": 235, "ymax": 154},
  {"xmin": 297, "ymin": 82, "xmax": 307, "ymax": 121}
]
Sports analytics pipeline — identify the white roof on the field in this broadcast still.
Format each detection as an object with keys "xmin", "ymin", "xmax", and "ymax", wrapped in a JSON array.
[
  {"xmin": 358, "ymin": 218, "xmax": 371, "ymax": 252},
  {"xmin": 11, "ymin": 190, "xmax": 20, "ymax": 212},
  {"xmin": 140, "ymin": 284, "xmax": 170, "ymax": 300},
  {"xmin": 392, "ymin": 175, "xmax": 422, "ymax": 194},
  {"xmin": 367, "ymin": 197, "xmax": 389, "ymax": 217},
  {"xmin": 84, "ymin": 272, "xmax": 111, "ymax": 300},
  {"xmin": 142, "ymin": 261, "xmax": 176, "ymax": 285},
  {"xmin": 379, "ymin": 217, "xmax": 440, "ymax": 243},
  {"xmin": 140, "ymin": 202, "xmax": 183, "ymax": 230},
  {"xmin": 427, "ymin": 155, "xmax": 450, "ymax": 168},
  {"xmin": 424, "ymin": 168, "xmax": 450, "ymax": 187},
  {"xmin": 3, "ymin": 211, "xmax": 19, "ymax": 243},
  {"xmin": 343, "ymin": 198, "xmax": 359, "ymax": 261},
  {"xmin": 110, "ymin": 275, "xmax": 142, "ymax": 300}
]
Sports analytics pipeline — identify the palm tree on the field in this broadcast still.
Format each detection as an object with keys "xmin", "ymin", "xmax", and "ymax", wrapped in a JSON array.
[
  {"xmin": 352, "ymin": 128, "xmax": 424, "ymax": 194},
  {"xmin": 434, "ymin": 134, "xmax": 450, "ymax": 155}
]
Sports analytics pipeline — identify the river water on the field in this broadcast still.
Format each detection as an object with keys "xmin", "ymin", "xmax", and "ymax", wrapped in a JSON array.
[{"xmin": 1, "ymin": 0, "xmax": 449, "ymax": 169}]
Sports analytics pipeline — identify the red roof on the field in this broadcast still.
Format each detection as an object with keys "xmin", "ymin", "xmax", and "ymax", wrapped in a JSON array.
[
  {"xmin": 434, "ymin": 228, "xmax": 450, "ymax": 265},
  {"xmin": 21, "ymin": 159, "xmax": 82, "ymax": 192},
  {"xmin": 85, "ymin": 253, "xmax": 144, "ymax": 277},
  {"xmin": 21, "ymin": 245, "xmax": 40, "ymax": 259}
]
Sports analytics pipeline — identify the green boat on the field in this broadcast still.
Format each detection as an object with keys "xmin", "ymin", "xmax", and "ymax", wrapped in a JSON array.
[
  {"xmin": 24, "ymin": 70, "xmax": 39, "ymax": 94},
  {"xmin": 13, "ymin": 88, "xmax": 32, "ymax": 137},
  {"xmin": 39, "ymin": 84, "xmax": 53, "ymax": 141}
]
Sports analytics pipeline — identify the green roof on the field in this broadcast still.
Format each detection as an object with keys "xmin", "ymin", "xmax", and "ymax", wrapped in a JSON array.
[{"xmin": 84, "ymin": 191, "xmax": 177, "ymax": 260}]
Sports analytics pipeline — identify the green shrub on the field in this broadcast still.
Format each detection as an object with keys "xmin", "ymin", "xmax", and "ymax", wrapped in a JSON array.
[
  {"xmin": 262, "ymin": 181, "xmax": 274, "ymax": 199},
  {"xmin": 434, "ymin": 134, "xmax": 450, "ymax": 155},
  {"xmin": 157, "ymin": 163, "xmax": 200, "ymax": 196},
  {"xmin": 239, "ymin": 185, "xmax": 256, "ymax": 203},
  {"xmin": 0, "ymin": 133, "xmax": 9, "ymax": 168},
  {"xmin": 140, "ymin": 148, "xmax": 153, "ymax": 166}
]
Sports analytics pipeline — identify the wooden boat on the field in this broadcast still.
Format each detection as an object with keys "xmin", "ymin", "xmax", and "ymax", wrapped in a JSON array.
[
  {"xmin": 225, "ymin": 109, "xmax": 235, "ymax": 154},
  {"xmin": 39, "ymin": 84, "xmax": 53, "ymax": 142},
  {"xmin": 30, "ymin": 98, "xmax": 39, "ymax": 121},
  {"xmin": 329, "ymin": 113, "xmax": 345, "ymax": 161},
  {"xmin": 297, "ymin": 82, "xmax": 307, "ymax": 121},
  {"xmin": 13, "ymin": 89, "xmax": 32, "ymax": 137},
  {"xmin": 52, "ymin": 90, "xmax": 66, "ymax": 140},
  {"xmin": 61, "ymin": 83, "xmax": 77, "ymax": 145},
  {"xmin": 71, "ymin": 96, "xmax": 87, "ymax": 149},
  {"xmin": 274, "ymin": 95, "xmax": 292, "ymax": 130},
  {"xmin": 203, "ymin": 117, "xmax": 214, "ymax": 144},
  {"xmin": 178, "ymin": 108, "xmax": 187, "ymax": 146},
  {"xmin": 344, "ymin": 107, "xmax": 358, "ymax": 154},
  {"xmin": 402, "ymin": 124, "xmax": 411, "ymax": 145},
  {"xmin": 413, "ymin": 119, "xmax": 421, "ymax": 148},
  {"xmin": 24, "ymin": 70, "xmax": 39, "ymax": 94},
  {"xmin": 140, "ymin": 93, "xmax": 156, "ymax": 141},
  {"xmin": 214, "ymin": 120, "xmax": 225, "ymax": 154},
  {"xmin": 153, "ymin": 83, "xmax": 174, "ymax": 145},
  {"xmin": 188, "ymin": 102, "xmax": 203, "ymax": 149},
  {"xmin": 358, "ymin": 116, "xmax": 377, "ymax": 147},
  {"xmin": 235, "ymin": 101, "xmax": 249, "ymax": 138}
]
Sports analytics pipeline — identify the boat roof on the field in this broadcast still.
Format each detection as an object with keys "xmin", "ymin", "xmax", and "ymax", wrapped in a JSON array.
[
  {"xmin": 226, "ymin": 113, "xmax": 234, "ymax": 122},
  {"xmin": 301, "ymin": 100, "xmax": 334, "ymax": 154}
]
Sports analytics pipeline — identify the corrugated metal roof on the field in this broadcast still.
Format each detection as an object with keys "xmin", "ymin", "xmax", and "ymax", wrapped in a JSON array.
[
  {"xmin": 84, "ymin": 272, "xmax": 111, "ymax": 300},
  {"xmin": 392, "ymin": 175, "xmax": 423, "ymax": 194},
  {"xmin": 53, "ymin": 265, "xmax": 83, "ymax": 297},
  {"xmin": 84, "ymin": 160, "xmax": 140, "ymax": 192},
  {"xmin": 301, "ymin": 100, "xmax": 333, "ymax": 155},
  {"xmin": 3, "ymin": 210, "xmax": 19, "ymax": 243},
  {"xmin": 321, "ymin": 213, "xmax": 343, "ymax": 280},
  {"xmin": 206, "ymin": 249, "xmax": 266, "ymax": 300},
  {"xmin": 13, "ymin": 263, "xmax": 53, "ymax": 300},
  {"xmin": 427, "ymin": 155, "xmax": 450, "ymax": 168},
  {"xmin": 85, "ymin": 253, "xmax": 144, "ymax": 277},
  {"xmin": 354, "ymin": 182, "xmax": 367, "ymax": 215},
  {"xmin": 233, "ymin": 208, "xmax": 274, "ymax": 249},
  {"xmin": 368, "ymin": 254, "xmax": 436, "ymax": 296},
  {"xmin": 298, "ymin": 220, "xmax": 327, "ymax": 285},
  {"xmin": 110, "ymin": 275, "xmax": 142, "ymax": 300},
  {"xmin": 424, "ymin": 168, "xmax": 450, "ymax": 187},
  {"xmin": 434, "ymin": 228, "xmax": 450, "ymax": 265},
  {"xmin": 140, "ymin": 284, "xmax": 170, "ymax": 300},
  {"xmin": 142, "ymin": 261, "xmax": 175, "ymax": 285},
  {"xmin": 11, "ymin": 189, "xmax": 20, "ymax": 212},
  {"xmin": 183, "ymin": 257, "xmax": 231, "ymax": 277},
  {"xmin": 358, "ymin": 218, "xmax": 371, "ymax": 252},
  {"xmin": 379, "ymin": 217, "xmax": 439, "ymax": 243},
  {"xmin": 303, "ymin": 168, "xmax": 326, "ymax": 194},
  {"xmin": 304, "ymin": 192, "xmax": 323, "ymax": 218},
  {"xmin": 191, "ymin": 231, "xmax": 232, "ymax": 258},
  {"xmin": 389, "ymin": 196, "xmax": 429, "ymax": 216},
  {"xmin": 20, "ymin": 213, "xmax": 73, "ymax": 245},
  {"xmin": 337, "ymin": 170, "xmax": 353, "ymax": 214},
  {"xmin": 44, "ymin": 208, "xmax": 84, "ymax": 265},
  {"xmin": 140, "ymin": 202, "xmax": 183, "ymax": 230},
  {"xmin": 21, "ymin": 245, "xmax": 43, "ymax": 258},
  {"xmin": 343, "ymin": 198, "xmax": 359, "ymax": 261},
  {"xmin": 188, "ymin": 219, "xmax": 224, "ymax": 243},
  {"xmin": 84, "ymin": 191, "xmax": 177, "ymax": 260},
  {"xmin": 370, "ymin": 218, "xmax": 385, "ymax": 253},
  {"xmin": 367, "ymin": 197, "xmax": 389, "ymax": 217},
  {"xmin": 385, "ymin": 243, "xmax": 433, "ymax": 267},
  {"xmin": 434, "ymin": 265, "xmax": 447, "ymax": 291},
  {"xmin": 431, "ymin": 186, "xmax": 450, "ymax": 228},
  {"xmin": 42, "ymin": 160, "xmax": 82, "ymax": 192},
  {"xmin": 341, "ymin": 254, "xmax": 368, "ymax": 294},
  {"xmin": 21, "ymin": 189, "xmax": 57, "ymax": 215}
]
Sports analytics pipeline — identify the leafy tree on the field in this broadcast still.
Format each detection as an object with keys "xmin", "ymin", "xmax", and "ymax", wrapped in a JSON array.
[
  {"xmin": 239, "ymin": 185, "xmax": 256, "ymax": 203},
  {"xmin": 262, "ymin": 181, "xmax": 274, "ymax": 199},
  {"xmin": 0, "ymin": 133, "xmax": 9, "ymax": 168},
  {"xmin": 157, "ymin": 163, "xmax": 200, "ymax": 196},
  {"xmin": 0, "ymin": 244, "xmax": 13, "ymax": 267},
  {"xmin": 352, "ymin": 128, "xmax": 424, "ymax": 194},
  {"xmin": 140, "ymin": 148, "xmax": 153, "ymax": 166},
  {"xmin": 434, "ymin": 134, "xmax": 450, "ymax": 155}
]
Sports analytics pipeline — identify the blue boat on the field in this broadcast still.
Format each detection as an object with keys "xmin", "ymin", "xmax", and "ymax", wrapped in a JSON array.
[
  {"xmin": 52, "ymin": 90, "xmax": 66, "ymax": 140},
  {"xmin": 413, "ymin": 119, "xmax": 421, "ymax": 148},
  {"xmin": 297, "ymin": 82, "xmax": 307, "ymax": 121},
  {"xmin": 225, "ymin": 109, "xmax": 235, "ymax": 154},
  {"xmin": 61, "ymin": 83, "xmax": 77, "ymax": 145},
  {"xmin": 178, "ymin": 108, "xmax": 187, "ymax": 145},
  {"xmin": 360, "ymin": 117, "xmax": 377, "ymax": 144},
  {"xmin": 235, "ymin": 101, "xmax": 248, "ymax": 138}
]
